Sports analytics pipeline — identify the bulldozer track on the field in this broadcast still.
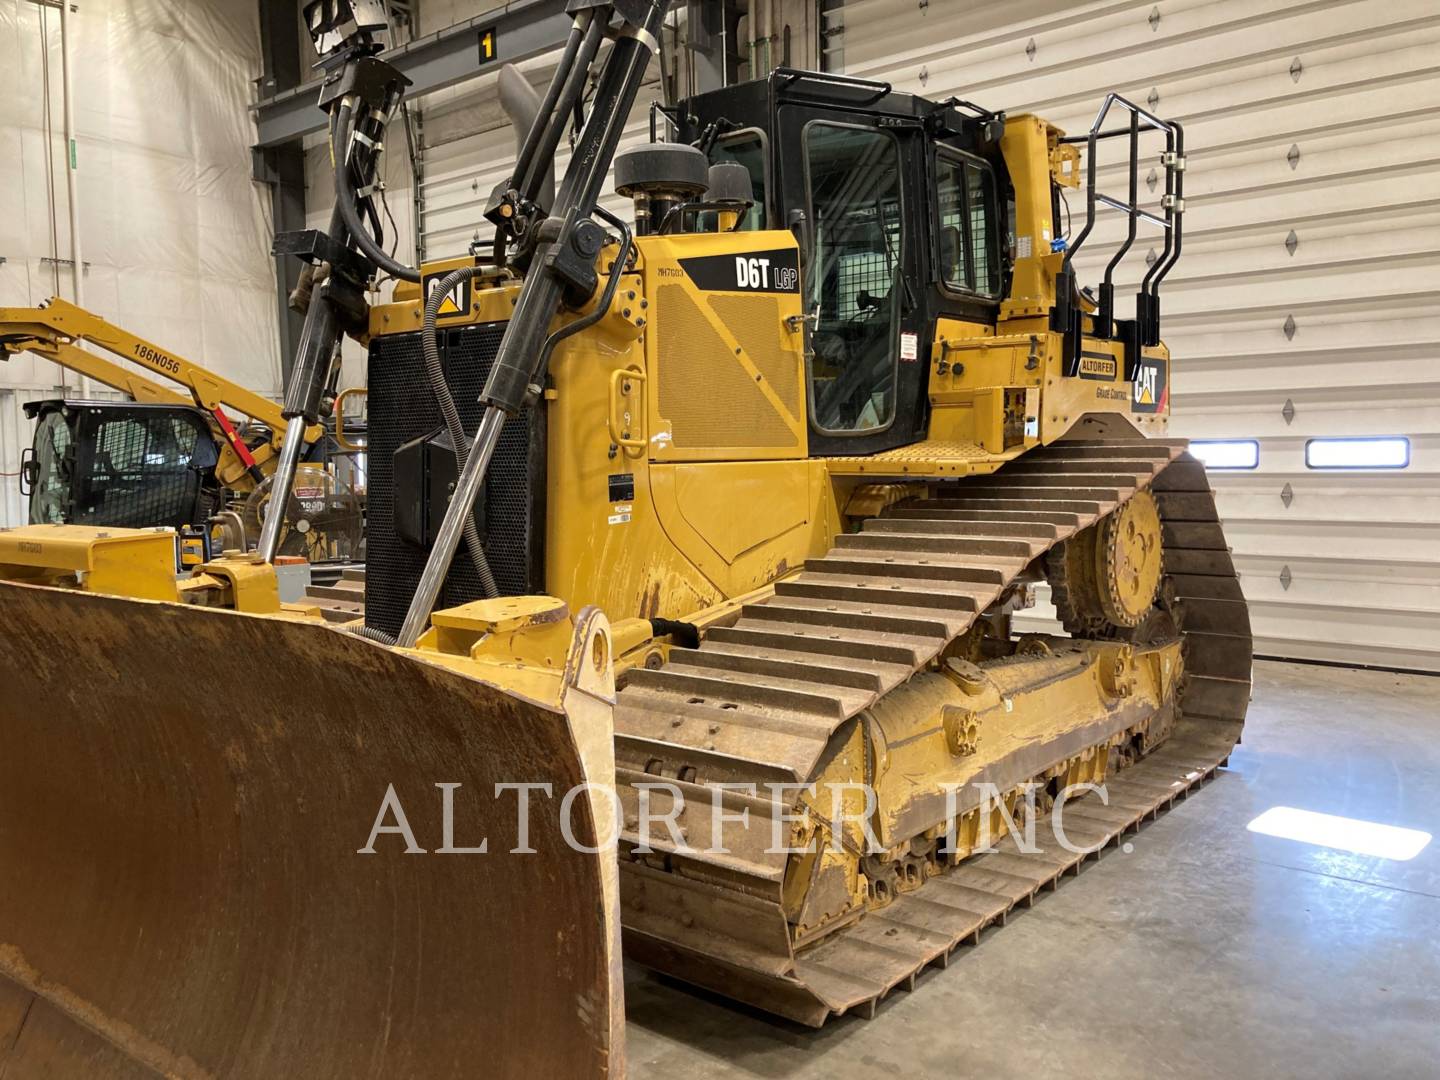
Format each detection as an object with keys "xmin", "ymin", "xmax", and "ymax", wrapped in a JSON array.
[{"xmin": 614, "ymin": 440, "xmax": 1252, "ymax": 1026}]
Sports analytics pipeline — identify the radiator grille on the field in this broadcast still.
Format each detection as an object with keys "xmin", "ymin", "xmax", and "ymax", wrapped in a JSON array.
[{"xmin": 365, "ymin": 322, "xmax": 545, "ymax": 638}]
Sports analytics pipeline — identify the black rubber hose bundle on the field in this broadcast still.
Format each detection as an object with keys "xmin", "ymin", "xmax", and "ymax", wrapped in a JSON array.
[{"xmin": 331, "ymin": 100, "xmax": 422, "ymax": 284}]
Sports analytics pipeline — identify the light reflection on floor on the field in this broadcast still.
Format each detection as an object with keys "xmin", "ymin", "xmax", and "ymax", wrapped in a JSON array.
[{"xmin": 1247, "ymin": 805, "xmax": 1432, "ymax": 861}]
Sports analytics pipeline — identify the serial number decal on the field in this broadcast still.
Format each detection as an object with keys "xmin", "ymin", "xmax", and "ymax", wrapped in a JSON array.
[
  {"xmin": 608, "ymin": 473, "xmax": 636, "ymax": 502},
  {"xmin": 133, "ymin": 343, "xmax": 181, "ymax": 375}
]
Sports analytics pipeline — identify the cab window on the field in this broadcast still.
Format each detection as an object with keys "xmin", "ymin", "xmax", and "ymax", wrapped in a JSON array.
[
  {"xmin": 936, "ymin": 151, "xmax": 1001, "ymax": 297},
  {"xmin": 805, "ymin": 122, "xmax": 904, "ymax": 433},
  {"xmin": 28, "ymin": 410, "xmax": 72, "ymax": 524},
  {"xmin": 82, "ymin": 413, "xmax": 204, "ymax": 528}
]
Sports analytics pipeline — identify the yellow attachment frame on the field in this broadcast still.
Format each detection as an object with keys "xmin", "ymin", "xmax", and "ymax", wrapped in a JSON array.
[
  {"xmin": 0, "ymin": 299, "xmax": 322, "ymax": 492},
  {"xmin": 0, "ymin": 525, "xmax": 179, "ymax": 602}
]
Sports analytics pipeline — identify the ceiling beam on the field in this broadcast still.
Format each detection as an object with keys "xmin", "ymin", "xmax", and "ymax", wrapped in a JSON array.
[{"xmin": 251, "ymin": 0, "xmax": 572, "ymax": 149}]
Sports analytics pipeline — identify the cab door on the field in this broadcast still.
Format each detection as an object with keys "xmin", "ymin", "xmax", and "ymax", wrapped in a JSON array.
[{"xmin": 775, "ymin": 104, "xmax": 930, "ymax": 456}]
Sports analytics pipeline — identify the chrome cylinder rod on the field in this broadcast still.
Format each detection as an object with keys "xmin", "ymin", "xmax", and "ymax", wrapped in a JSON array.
[
  {"xmin": 256, "ymin": 415, "xmax": 309, "ymax": 562},
  {"xmin": 396, "ymin": 406, "xmax": 506, "ymax": 647}
]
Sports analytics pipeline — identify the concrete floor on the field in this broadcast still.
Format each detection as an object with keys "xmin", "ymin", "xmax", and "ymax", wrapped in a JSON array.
[{"xmin": 624, "ymin": 660, "xmax": 1440, "ymax": 1079}]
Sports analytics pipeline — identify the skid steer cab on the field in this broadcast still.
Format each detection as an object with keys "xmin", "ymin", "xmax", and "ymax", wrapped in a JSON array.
[
  {"xmin": 20, "ymin": 399, "xmax": 223, "ymax": 566},
  {"xmin": 18, "ymin": 398, "xmax": 364, "ymax": 568}
]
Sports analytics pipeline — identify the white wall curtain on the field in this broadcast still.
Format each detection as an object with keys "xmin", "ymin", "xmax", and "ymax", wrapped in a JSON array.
[{"xmin": 0, "ymin": 0, "xmax": 280, "ymax": 524}]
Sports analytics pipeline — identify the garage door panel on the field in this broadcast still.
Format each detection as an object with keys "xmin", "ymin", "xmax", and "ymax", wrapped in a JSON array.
[
  {"xmin": 1155, "ymin": 263, "xmax": 1439, "ymax": 319},
  {"xmin": 1177, "ymin": 395, "xmax": 1440, "ymax": 435},
  {"xmin": 1098, "ymin": 82, "xmax": 1440, "ymax": 174},
  {"xmin": 1083, "ymin": 134, "xmax": 1440, "ymax": 230},
  {"xmin": 1245, "ymin": 599, "xmax": 1440, "ymax": 653},
  {"xmin": 1074, "ymin": 192, "xmax": 1440, "ymax": 292},
  {"xmin": 1178, "ymin": 348, "xmax": 1439, "ymax": 399},
  {"xmin": 1236, "ymin": 556, "xmax": 1440, "ymax": 615},
  {"xmin": 1030, "ymin": 29, "xmax": 1440, "ymax": 135},
  {"xmin": 837, "ymin": 0, "xmax": 1439, "ymax": 668},
  {"xmin": 842, "ymin": 0, "xmax": 1434, "ymax": 109},
  {"xmin": 414, "ymin": 75, "xmax": 660, "ymax": 260},
  {"xmin": 1077, "ymin": 222, "xmax": 1440, "ymax": 297},
  {"xmin": 1078, "ymin": 194, "xmax": 1440, "ymax": 262},
  {"xmin": 1221, "ymin": 519, "xmax": 1438, "ymax": 562},
  {"xmin": 1215, "ymin": 466, "xmax": 1440, "ymax": 509}
]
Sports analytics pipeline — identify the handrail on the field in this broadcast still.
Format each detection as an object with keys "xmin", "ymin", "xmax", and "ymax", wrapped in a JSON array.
[
  {"xmin": 773, "ymin": 67, "xmax": 892, "ymax": 104},
  {"xmin": 1055, "ymin": 92, "xmax": 1186, "ymax": 369},
  {"xmin": 332, "ymin": 387, "xmax": 368, "ymax": 452}
]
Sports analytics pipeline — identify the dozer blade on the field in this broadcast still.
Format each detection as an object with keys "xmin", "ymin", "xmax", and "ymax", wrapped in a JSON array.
[{"xmin": 0, "ymin": 582, "xmax": 622, "ymax": 1078}]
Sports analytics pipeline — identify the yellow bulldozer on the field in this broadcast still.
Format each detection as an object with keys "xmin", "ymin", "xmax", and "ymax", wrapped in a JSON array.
[{"xmin": 0, "ymin": 1, "xmax": 1250, "ymax": 1075}]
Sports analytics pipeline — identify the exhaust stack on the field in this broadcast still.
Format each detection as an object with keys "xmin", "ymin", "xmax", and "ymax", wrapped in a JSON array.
[{"xmin": 498, "ymin": 64, "xmax": 555, "ymax": 213}]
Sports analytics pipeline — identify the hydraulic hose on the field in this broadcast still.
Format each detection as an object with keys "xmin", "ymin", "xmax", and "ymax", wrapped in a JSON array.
[
  {"xmin": 332, "ymin": 100, "xmax": 421, "ymax": 284},
  {"xmin": 355, "ymin": 624, "xmax": 398, "ymax": 645},
  {"xmin": 424, "ymin": 264, "xmax": 500, "ymax": 598}
]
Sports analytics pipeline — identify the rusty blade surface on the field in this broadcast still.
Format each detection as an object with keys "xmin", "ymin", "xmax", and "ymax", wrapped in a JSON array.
[{"xmin": 0, "ymin": 583, "xmax": 618, "ymax": 1079}]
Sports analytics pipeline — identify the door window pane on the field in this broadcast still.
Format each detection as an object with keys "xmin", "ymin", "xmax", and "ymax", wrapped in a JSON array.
[
  {"xmin": 29, "ymin": 411, "xmax": 72, "ymax": 524},
  {"xmin": 937, "ymin": 152, "xmax": 1000, "ymax": 297},
  {"xmin": 936, "ymin": 159, "xmax": 966, "ymax": 288},
  {"xmin": 805, "ymin": 123, "xmax": 904, "ymax": 433},
  {"xmin": 966, "ymin": 162, "xmax": 1000, "ymax": 296}
]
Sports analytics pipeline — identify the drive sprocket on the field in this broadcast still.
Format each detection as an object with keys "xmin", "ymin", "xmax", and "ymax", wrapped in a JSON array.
[{"xmin": 1047, "ymin": 490, "xmax": 1164, "ymax": 634}]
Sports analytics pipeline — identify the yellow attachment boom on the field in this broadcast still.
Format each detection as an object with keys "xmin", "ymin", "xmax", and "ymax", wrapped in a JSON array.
[{"xmin": 0, "ymin": 298, "xmax": 324, "ymax": 491}]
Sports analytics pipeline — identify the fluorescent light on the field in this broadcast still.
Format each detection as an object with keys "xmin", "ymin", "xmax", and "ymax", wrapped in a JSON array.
[
  {"xmin": 1247, "ymin": 806, "xmax": 1431, "ymax": 861},
  {"xmin": 1305, "ymin": 437, "xmax": 1409, "ymax": 469},
  {"xmin": 1191, "ymin": 440, "xmax": 1259, "ymax": 469}
]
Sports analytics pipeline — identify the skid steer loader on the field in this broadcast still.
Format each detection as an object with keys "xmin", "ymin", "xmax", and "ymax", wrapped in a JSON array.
[
  {"xmin": 0, "ymin": 0, "xmax": 1251, "ymax": 1074},
  {"xmin": 0, "ymin": 299, "xmax": 364, "ymax": 565}
]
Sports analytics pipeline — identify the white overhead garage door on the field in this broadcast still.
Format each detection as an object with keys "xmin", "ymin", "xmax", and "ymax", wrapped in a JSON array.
[{"xmin": 831, "ymin": 0, "xmax": 1440, "ymax": 671}]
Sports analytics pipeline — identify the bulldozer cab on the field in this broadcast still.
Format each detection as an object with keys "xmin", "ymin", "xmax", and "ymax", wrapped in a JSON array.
[
  {"xmin": 678, "ymin": 68, "xmax": 1012, "ymax": 457},
  {"xmin": 21, "ymin": 399, "xmax": 221, "ymax": 531}
]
